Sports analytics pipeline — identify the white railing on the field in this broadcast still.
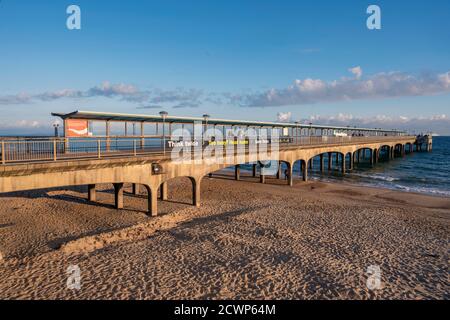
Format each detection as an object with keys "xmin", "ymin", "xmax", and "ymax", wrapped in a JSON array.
[{"xmin": 0, "ymin": 135, "xmax": 415, "ymax": 165}]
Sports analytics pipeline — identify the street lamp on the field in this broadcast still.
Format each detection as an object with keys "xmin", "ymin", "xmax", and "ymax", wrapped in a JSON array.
[
  {"xmin": 159, "ymin": 111, "xmax": 168, "ymax": 154},
  {"xmin": 295, "ymin": 121, "xmax": 300, "ymax": 144},
  {"xmin": 203, "ymin": 114, "xmax": 210, "ymax": 144},
  {"xmin": 53, "ymin": 122, "xmax": 60, "ymax": 137}
]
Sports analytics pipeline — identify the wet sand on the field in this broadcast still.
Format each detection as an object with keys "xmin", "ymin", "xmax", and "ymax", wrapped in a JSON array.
[{"xmin": 0, "ymin": 173, "xmax": 448, "ymax": 299}]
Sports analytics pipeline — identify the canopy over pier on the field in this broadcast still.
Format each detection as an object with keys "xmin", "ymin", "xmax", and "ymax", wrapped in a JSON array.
[{"xmin": 51, "ymin": 110, "xmax": 406, "ymax": 139}]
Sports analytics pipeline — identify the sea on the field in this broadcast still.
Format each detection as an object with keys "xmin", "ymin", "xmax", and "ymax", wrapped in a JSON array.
[
  {"xmin": 299, "ymin": 136, "xmax": 450, "ymax": 197},
  {"xmin": 233, "ymin": 136, "xmax": 450, "ymax": 197}
]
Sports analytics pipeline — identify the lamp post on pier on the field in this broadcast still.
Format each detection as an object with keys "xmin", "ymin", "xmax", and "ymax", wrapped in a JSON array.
[
  {"xmin": 203, "ymin": 114, "xmax": 210, "ymax": 145},
  {"xmin": 295, "ymin": 121, "xmax": 300, "ymax": 145},
  {"xmin": 309, "ymin": 122, "xmax": 313, "ymax": 144},
  {"xmin": 53, "ymin": 123, "xmax": 60, "ymax": 138},
  {"xmin": 159, "ymin": 111, "xmax": 168, "ymax": 155}
]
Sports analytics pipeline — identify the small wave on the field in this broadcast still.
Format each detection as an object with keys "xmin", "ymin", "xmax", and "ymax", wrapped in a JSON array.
[
  {"xmin": 392, "ymin": 184, "xmax": 450, "ymax": 197},
  {"xmin": 352, "ymin": 173, "xmax": 399, "ymax": 182}
]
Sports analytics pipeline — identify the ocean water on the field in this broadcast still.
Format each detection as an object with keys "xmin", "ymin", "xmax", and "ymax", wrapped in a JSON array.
[
  {"xmin": 232, "ymin": 137, "xmax": 450, "ymax": 197},
  {"xmin": 304, "ymin": 136, "xmax": 450, "ymax": 197}
]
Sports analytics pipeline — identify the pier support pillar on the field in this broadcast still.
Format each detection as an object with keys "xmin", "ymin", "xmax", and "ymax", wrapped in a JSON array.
[
  {"xmin": 308, "ymin": 158, "xmax": 313, "ymax": 170},
  {"xmin": 276, "ymin": 162, "xmax": 282, "ymax": 179},
  {"xmin": 369, "ymin": 150, "xmax": 374, "ymax": 166},
  {"xmin": 348, "ymin": 153, "xmax": 353, "ymax": 170},
  {"xmin": 88, "ymin": 184, "xmax": 96, "ymax": 202},
  {"xmin": 132, "ymin": 183, "xmax": 139, "ymax": 195},
  {"xmin": 252, "ymin": 164, "xmax": 257, "ymax": 177},
  {"xmin": 235, "ymin": 165, "xmax": 241, "ymax": 181},
  {"xmin": 328, "ymin": 152, "xmax": 332, "ymax": 171},
  {"xmin": 341, "ymin": 156, "xmax": 346, "ymax": 174},
  {"xmin": 144, "ymin": 185, "xmax": 157, "ymax": 217},
  {"xmin": 260, "ymin": 174, "xmax": 266, "ymax": 184},
  {"xmin": 299, "ymin": 161, "xmax": 302, "ymax": 177},
  {"xmin": 113, "ymin": 183, "xmax": 124, "ymax": 209},
  {"xmin": 287, "ymin": 163, "xmax": 293, "ymax": 186},
  {"xmin": 159, "ymin": 182, "xmax": 168, "ymax": 201},
  {"xmin": 320, "ymin": 154, "xmax": 324, "ymax": 172},
  {"xmin": 302, "ymin": 162, "xmax": 308, "ymax": 182},
  {"xmin": 192, "ymin": 179, "xmax": 201, "ymax": 207}
]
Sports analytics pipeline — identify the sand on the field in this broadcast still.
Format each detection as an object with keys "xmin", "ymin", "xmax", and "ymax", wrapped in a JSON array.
[{"xmin": 0, "ymin": 173, "xmax": 448, "ymax": 300}]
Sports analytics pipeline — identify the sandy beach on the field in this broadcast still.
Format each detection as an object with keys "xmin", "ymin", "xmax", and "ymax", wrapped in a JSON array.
[{"xmin": 0, "ymin": 173, "xmax": 448, "ymax": 300}]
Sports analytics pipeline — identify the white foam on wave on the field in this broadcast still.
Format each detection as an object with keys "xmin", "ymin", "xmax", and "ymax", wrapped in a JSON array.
[
  {"xmin": 352, "ymin": 173, "xmax": 399, "ymax": 182},
  {"xmin": 392, "ymin": 184, "xmax": 450, "ymax": 197}
]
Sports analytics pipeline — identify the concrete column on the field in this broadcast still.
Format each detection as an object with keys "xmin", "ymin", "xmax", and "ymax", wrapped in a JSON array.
[
  {"xmin": 302, "ymin": 162, "xmax": 308, "ymax": 182},
  {"xmin": 132, "ymin": 183, "xmax": 139, "ymax": 195},
  {"xmin": 235, "ymin": 165, "xmax": 240, "ymax": 181},
  {"xmin": 369, "ymin": 150, "xmax": 374, "ymax": 166},
  {"xmin": 88, "ymin": 184, "xmax": 96, "ymax": 202},
  {"xmin": 144, "ymin": 185, "xmax": 157, "ymax": 217},
  {"xmin": 320, "ymin": 154, "xmax": 324, "ymax": 172},
  {"xmin": 276, "ymin": 162, "xmax": 282, "ymax": 179},
  {"xmin": 287, "ymin": 164, "xmax": 293, "ymax": 186},
  {"xmin": 341, "ymin": 155, "xmax": 346, "ymax": 174},
  {"xmin": 159, "ymin": 182, "xmax": 168, "ymax": 200},
  {"xmin": 252, "ymin": 164, "xmax": 257, "ymax": 177},
  {"xmin": 328, "ymin": 152, "xmax": 332, "ymax": 171},
  {"xmin": 192, "ymin": 179, "xmax": 201, "ymax": 207},
  {"xmin": 113, "ymin": 183, "xmax": 124, "ymax": 209},
  {"xmin": 260, "ymin": 174, "xmax": 266, "ymax": 184},
  {"xmin": 348, "ymin": 153, "xmax": 353, "ymax": 170}
]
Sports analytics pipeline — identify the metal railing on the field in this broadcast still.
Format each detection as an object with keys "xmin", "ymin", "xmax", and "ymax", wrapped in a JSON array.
[{"xmin": 0, "ymin": 135, "xmax": 415, "ymax": 165}]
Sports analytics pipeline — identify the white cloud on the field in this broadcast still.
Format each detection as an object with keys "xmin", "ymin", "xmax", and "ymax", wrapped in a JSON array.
[
  {"xmin": 234, "ymin": 69, "xmax": 450, "ymax": 107},
  {"xmin": 349, "ymin": 66, "xmax": 363, "ymax": 79},
  {"xmin": 303, "ymin": 113, "xmax": 450, "ymax": 135},
  {"xmin": 0, "ymin": 92, "xmax": 33, "ymax": 105},
  {"xmin": 277, "ymin": 112, "xmax": 292, "ymax": 122},
  {"xmin": 0, "ymin": 82, "xmax": 204, "ymax": 107}
]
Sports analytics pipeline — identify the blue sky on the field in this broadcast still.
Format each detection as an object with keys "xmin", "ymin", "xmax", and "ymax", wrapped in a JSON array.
[{"xmin": 0, "ymin": 0, "xmax": 449, "ymax": 134}]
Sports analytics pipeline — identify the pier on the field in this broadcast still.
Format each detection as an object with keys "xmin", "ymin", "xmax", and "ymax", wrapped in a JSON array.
[{"xmin": 0, "ymin": 111, "xmax": 432, "ymax": 216}]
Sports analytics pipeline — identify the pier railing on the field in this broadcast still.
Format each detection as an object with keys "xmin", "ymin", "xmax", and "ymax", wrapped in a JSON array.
[{"xmin": 0, "ymin": 135, "xmax": 415, "ymax": 165}]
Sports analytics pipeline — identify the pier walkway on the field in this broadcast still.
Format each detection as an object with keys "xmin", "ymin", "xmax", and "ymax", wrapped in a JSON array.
[{"xmin": 0, "ymin": 111, "xmax": 432, "ymax": 216}]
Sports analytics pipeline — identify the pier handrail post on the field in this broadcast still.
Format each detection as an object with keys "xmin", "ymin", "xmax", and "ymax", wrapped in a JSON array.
[
  {"xmin": 1, "ymin": 140, "xmax": 5, "ymax": 164},
  {"xmin": 53, "ymin": 139, "xmax": 57, "ymax": 161},
  {"xmin": 97, "ymin": 139, "xmax": 101, "ymax": 159},
  {"xmin": 133, "ymin": 139, "xmax": 137, "ymax": 156}
]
